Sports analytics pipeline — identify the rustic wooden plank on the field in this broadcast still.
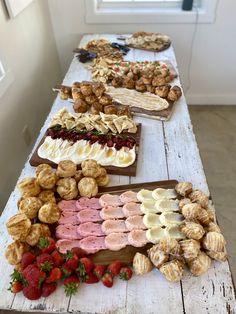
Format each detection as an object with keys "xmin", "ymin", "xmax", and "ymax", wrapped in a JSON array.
[{"xmin": 162, "ymin": 52, "xmax": 236, "ymax": 313}]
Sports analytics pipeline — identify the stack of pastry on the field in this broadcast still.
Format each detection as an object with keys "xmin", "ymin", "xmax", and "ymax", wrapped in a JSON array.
[
  {"xmin": 5, "ymin": 159, "xmax": 109, "ymax": 267},
  {"xmin": 59, "ymin": 81, "xmax": 131, "ymax": 116},
  {"xmin": 131, "ymin": 182, "xmax": 227, "ymax": 283},
  {"xmin": 85, "ymin": 39, "xmax": 123, "ymax": 61}
]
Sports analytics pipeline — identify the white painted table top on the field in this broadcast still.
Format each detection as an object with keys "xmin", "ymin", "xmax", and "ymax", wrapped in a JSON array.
[{"xmin": 0, "ymin": 34, "xmax": 235, "ymax": 314}]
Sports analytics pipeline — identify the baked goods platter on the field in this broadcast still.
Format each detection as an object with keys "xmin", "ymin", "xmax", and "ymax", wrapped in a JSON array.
[{"xmin": 4, "ymin": 161, "xmax": 228, "ymax": 300}]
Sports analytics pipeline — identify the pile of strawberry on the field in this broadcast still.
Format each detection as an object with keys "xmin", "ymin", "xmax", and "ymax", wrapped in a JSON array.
[{"xmin": 9, "ymin": 236, "xmax": 133, "ymax": 300}]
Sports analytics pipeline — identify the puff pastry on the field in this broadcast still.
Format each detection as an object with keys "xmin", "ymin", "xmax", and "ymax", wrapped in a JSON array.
[
  {"xmin": 38, "ymin": 203, "xmax": 60, "ymax": 224},
  {"xmin": 81, "ymin": 160, "xmax": 102, "ymax": 178},
  {"xmin": 17, "ymin": 177, "xmax": 41, "ymax": 197},
  {"xmin": 133, "ymin": 252, "xmax": 153, "ymax": 275},
  {"xmin": 6, "ymin": 213, "xmax": 31, "ymax": 241},
  {"xmin": 56, "ymin": 178, "xmax": 78, "ymax": 200},
  {"xmin": 175, "ymin": 182, "xmax": 193, "ymax": 197},
  {"xmin": 188, "ymin": 251, "xmax": 211, "ymax": 276},
  {"xmin": 78, "ymin": 177, "xmax": 98, "ymax": 197},
  {"xmin": 96, "ymin": 167, "xmax": 109, "ymax": 186},
  {"xmin": 18, "ymin": 196, "xmax": 43, "ymax": 219},
  {"xmin": 56, "ymin": 160, "xmax": 77, "ymax": 178},
  {"xmin": 5, "ymin": 241, "xmax": 29, "ymax": 265},
  {"xmin": 38, "ymin": 190, "xmax": 56, "ymax": 203},
  {"xmin": 37, "ymin": 169, "xmax": 57, "ymax": 190},
  {"xmin": 73, "ymin": 170, "xmax": 83, "ymax": 182},
  {"xmin": 159, "ymin": 259, "xmax": 184, "ymax": 282}
]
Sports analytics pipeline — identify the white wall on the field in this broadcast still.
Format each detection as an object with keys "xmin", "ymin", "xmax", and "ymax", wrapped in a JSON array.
[
  {"xmin": 0, "ymin": 0, "xmax": 62, "ymax": 209},
  {"xmin": 48, "ymin": 0, "xmax": 236, "ymax": 105}
]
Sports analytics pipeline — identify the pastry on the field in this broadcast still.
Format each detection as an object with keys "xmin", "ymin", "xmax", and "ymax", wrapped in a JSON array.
[
  {"xmin": 117, "ymin": 106, "xmax": 131, "ymax": 117},
  {"xmin": 189, "ymin": 190, "xmax": 209, "ymax": 208},
  {"xmin": 188, "ymin": 251, "xmax": 211, "ymax": 276},
  {"xmin": 123, "ymin": 77, "xmax": 135, "ymax": 89},
  {"xmin": 178, "ymin": 198, "xmax": 191, "ymax": 210},
  {"xmin": 35, "ymin": 164, "xmax": 52, "ymax": 177},
  {"xmin": 78, "ymin": 177, "xmax": 98, "ymax": 197},
  {"xmin": 152, "ymin": 76, "xmax": 166, "ymax": 87},
  {"xmin": 197, "ymin": 208, "xmax": 211, "ymax": 225},
  {"xmin": 147, "ymin": 244, "xmax": 169, "ymax": 268},
  {"xmin": 206, "ymin": 250, "xmax": 227, "ymax": 262},
  {"xmin": 204, "ymin": 222, "xmax": 221, "ymax": 233},
  {"xmin": 5, "ymin": 241, "xmax": 29, "ymax": 265},
  {"xmin": 181, "ymin": 203, "xmax": 201, "ymax": 220},
  {"xmin": 202, "ymin": 232, "xmax": 226, "ymax": 252},
  {"xmin": 25, "ymin": 224, "xmax": 42, "ymax": 246},
  {"xmin": 17, "ymin": 177, "xmax": 41, "ymax": 197},
  {"xmin": 155, "ymin": 85, "xmax": 170, "ymax": 98},
  {"xmin": 158, "ymin": 238, "xmax": 180, "ymax": 255},
  {"xmin": 146, "ymin": 85, "xmax": 155, "ymax": 93},
  {"xmin": 175, "ymin": 182, "xmax": 193, "ymax": 197},
  {"xmin": 111, "ymin": 77, "xmax": 123, "ymax": 88},
  {"xmin": 104, "ymin": 105, "xmax": 118, "ymax": 115},
  {"xmin": 38, "ymin": 203, "xmax": 60, "ymax": 224},
  {"xmin": 85, "ymin": 94, "xmax": 98, "ymax": 105},
  {"xmin": 56, "ymin": 160, "xmax": 77, "ymax": 178},
  {"xmin": 91, "ymin": 102, "xmax": 103, "ymax": 114},
  {"xmin": 18, "ymin": 196, "xmax": 43, "ymax": 219},
  {"xmin": 99, "ymin": 94, "xmax": 112, "ymax": 106},
  {"xmin": 159, "ymin": 260, "xmax": 184, "ymax": 282},
  {"xmin": 180, "ymin": 221, "xmax": 205, "ymax": 240},
  {"xmin": 73, "ymin": 99, "xmax": 88, "ymax": 113},
  {"xmin": 92, "ymin": 83, "xmax": 106, "ymax": 97},
  {"xmin": 81, "ymin": 159, "xmax": 102, "ymax": 178},
  {"xmin": 133, "ymin": 252, "xmax": 153, "ymax": 275},
  {"xmin": 37, "ymin": 169, "xmax": 57, "ymax": 190},
  {"xmin": 6, "ymin": 213, "xmax": 31, "ymax": 241},
  {"xmin": 96, "ymin": 167, "xmax": 109, "ymax": 186},
  {"xmin": 72, "ymin": 89, "xmax": 84, "ymax": 101},
  {"xmin": 59, "ymin": 86, "xmax": 72, "ymax": 100},
  {"xmin": 40, "ymin": 224, "xmax": 51, "ymax": 237},
  {"xmin": 73, "ymin": 170, "xmax": 83, "ymax": 182},
  {"xmin": 80, "ymin": 82, "xmax": 93, "ymax": 96},
  {"xmin": 179, "ymin": 239, "xmax": 200, "ymax": 261},
  {"xmin": 38, "ymin": 190, "xmax": 56, "ymax": 203},
  {"xmin": 56, "ymin": 178, "xmax": 78, "ymax": 200},
  {"xmin": 167, "ymin": 86, "xmax": 182, "ymax": 102}
]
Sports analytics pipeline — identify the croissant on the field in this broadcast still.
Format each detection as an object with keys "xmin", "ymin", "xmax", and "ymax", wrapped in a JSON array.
[
  {"xmin": 178, "ymin": 198, "xmax": 191, "ymax": 210},
  {"xmin": 180, "ymin": 221, "xmax": 205, "ymax": 240},
  {"xmin": 182, "ymin": 203, "xmax": 201, "ymax": 220},
  {"xmin": 175, "ymin": 182, "xmax": 193, "ymax": 197},
  {"xmin": 205, "ymin": 222, "xmax": 221, "ymax": 233},
  {"xmin": 133, "ymin": 252, "xmax": 153, "ymax": 275},
  {"xmin": 189, "ymin": 190, "xmax": 209, "ymax": 208},
  {"xmin": 159, "ymin": 259, "xmax": 184, "ymax": 282},
  {"xmin": 148, "ymin": 245, "xmax": 169, "ymax": 268},
  {"xmin": 197, "ymin": 208, "xmax": 211, "ymax": 226},
  {"xmin": 188, "ymin": 251, "xmax": 211, "ymax": 276},
  {"xmin": 202, "ymin": 232, "xmax": 226, "ymax": 252},
  {"xmin": 206, "ymin": 250, "xmax": 227, "ymax": 262},
  {"xmin": 158, "ymin": 238, "xmax": 179, "ymax": 255},
  {"xmin": 179, "ymin": 239, "xmax": 200, "ymax": 261}
]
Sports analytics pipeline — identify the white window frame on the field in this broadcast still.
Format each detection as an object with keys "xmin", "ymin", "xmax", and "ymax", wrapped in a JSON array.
[{"xmin": 85, "ymin": 0, "xmax": 217, "ymax": 24}]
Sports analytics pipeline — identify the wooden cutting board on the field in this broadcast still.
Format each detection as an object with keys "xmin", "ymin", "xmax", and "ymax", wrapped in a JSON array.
[
  {"xmin": 29, "ymin": 124, "xmax": 142, "ymax": 176},
  {"xmin": 88, "ymin": 179, "xmax": 178, "ymax": 265}
]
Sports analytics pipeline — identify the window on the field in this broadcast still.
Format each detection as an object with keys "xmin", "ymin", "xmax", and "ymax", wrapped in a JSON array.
[{"xmin": 85, "ymin": 0, "xmax": 217, "ymax": 24}]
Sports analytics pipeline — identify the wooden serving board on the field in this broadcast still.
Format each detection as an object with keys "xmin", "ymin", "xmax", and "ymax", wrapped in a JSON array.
[
  {"xmin": 29, "ymin": 124, "xmax": 142, "ymax": 176},
  {"xmin": 54, "ymin": 84, "xmax": 176, "ymax": 121},
  {"xmin": 88, "ymin": 179, "xmax": 178, "ymax": 265}
]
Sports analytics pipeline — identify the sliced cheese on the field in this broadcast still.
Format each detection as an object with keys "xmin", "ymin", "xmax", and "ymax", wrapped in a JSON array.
[
  {"xmin": 143, "ymin": 213, "xmax": 161, "ymax": 228},
  {"xmin": 146, "ymin": 227, "xmax": 166, "ymax": 244},
  {"xmin": 159, "ymin": 212, "xmax": 184, "ymax": 226},
  {"xmin": 137, "ymin": 189, "xmax": 154, "ymax": 202},
  {"xmin": 165, "ymin": 225, "xmax": 185, "ymax": 240},
  {"xmin": 155, "ymin": 199, "xmax": 179, "ymax": 213},
  {"xmin": 152, "ymin": 188, "xmax": 177, "ymax": 200},
  {"xmin": 140, "ymin": 199, "xmax": 157, "ymax": 214}
]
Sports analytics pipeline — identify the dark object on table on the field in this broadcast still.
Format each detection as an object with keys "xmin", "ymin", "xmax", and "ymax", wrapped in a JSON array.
[
  {"xmin": 182, "ymin": 0, "xmax": 193, "ymax": 11},
  {"xmin": 76, "ymin": 49, "xmax": 97, "ymax": 63},
  {"xmin": 111, "ymin": 42, "xmax": 130, "ymax": 55}
]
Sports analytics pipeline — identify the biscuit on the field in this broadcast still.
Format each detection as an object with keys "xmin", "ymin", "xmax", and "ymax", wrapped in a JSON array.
[
  {"xmin": 38, "ymin": 190, "xmax": 56, "ymax": 203},
  {"xmin": 18, "ymin": 197, "xmax": 43, "ymax": 219},
  {"xmin": 56, "ymin": 160, "xmax": 77, "ymax": 178},
  {"xmin": 38, "ymin": 203, "xmax": 60, "ymax": 224},
  {"xmin": 25, "ymin": 224, "xmax": 42, "ymax": 246},
  {"xmin": 35, "ymin": 164, "xmax": 52, "ymax": 177},
  {"xmin": 81, "ymin": 159, "xmax": 101, "ymax": 178},
  {"xmin": 38, "ymin": 169, "xmax": 57, "ymax": 189},
  {"xmin": 5, "ymin": 241, "xmax": 29, "ymax": 265},
  {"xmin": 56, "ymin": 178, "xmax": 78, "ymax": 200},
  {"xmin": 6, "ymin": 213, "xmax": 31, "ymax": 241},
  {"xmin": 17, "ymin": 177, "xmax": 41, "ymax": 197},
  {"xmin": 78, "ymin": 177, "xmax": 98, "ymax": 197}
]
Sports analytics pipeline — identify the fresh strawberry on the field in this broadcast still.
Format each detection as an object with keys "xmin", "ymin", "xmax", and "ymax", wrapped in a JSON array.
[
  {"xmin": 46, "ymin": 268, "xmax": 62, "ymax": 283},
  {"xmin": 63, "ymin": 275, "xmax": 80, "ymax": 296},
  {"xmin": 77, "ymin": 257, "xmax": 94, "ymax": 279},
  {"xmin": 36, "ymin": 253, "xmax": 54, "ymax": 272},
  {"xmin": 119, "ymin": 267, "xmax": 133, "ymax": 280},
  {"xmin": 63, "ymin": 251, "xmax": 78, "ymax": 271},
  {"xmin": 101, "ymin": 272, "xmax": 113, "ymax": 288},
  {"xmin": 42, "ymin": 282, "xmax": 57, "ymax": 297},
  {"xmin": 23, "ymin": 286, "xmax": 42, "ymax": 300},
  {"xmin": 23, "ymin": 265, "xmax": 46, "ymax": 287},
  {"xmin": 21, "ymin": 252, "xmax": 36, "ymax": 270},
  {"xmin": 38, "ymin": 237, "xmax": 56, "ymax": 254},
  {"xmin": 51, "ymin": 250, "xmax": 64, "ymax": 267},
  {"xmin": 10, "ymin": 269, "xmax": 26, "ymax": 285},
  {"xmin": 61, "ymin": 265, "xmax": 72, "ymax": 278},
  {"xmin": 71, "ymin": 247, "xmax": 86, "ymax": 258},
  {"xmin": 93, "ymin": 265, "xmax": 106, "ymax": 279},
  {"xmin": 9, "ymin": 281, "xmax": 23, "ymax": 293},
  {"xmin": 84, "ymin": 272, "xmax": 99, "ymax": 284},
  {"xmin": 107, "ymin": 260, "xmax": 121, "ymax": 277}
]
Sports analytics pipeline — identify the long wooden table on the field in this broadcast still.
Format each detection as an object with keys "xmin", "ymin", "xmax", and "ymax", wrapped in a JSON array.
[{"xmin": 0, "ymin": 34, "xmax": 235, "ymax": 314}]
